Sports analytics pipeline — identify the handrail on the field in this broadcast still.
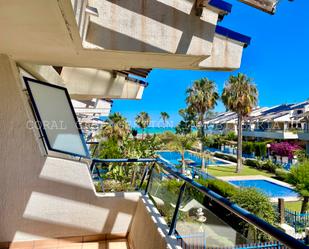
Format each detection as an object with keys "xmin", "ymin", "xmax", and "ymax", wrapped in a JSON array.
[
  {"xmin": 89, "ymin": 157, "xmax": 307, "ymax": 249},
  {"xmin": 92, "ymin": 158, "xmax": 156, "ymax": 163},
  {"xmin": 157, "ymin": 157, "xmax": 307, "ymax": 249}
]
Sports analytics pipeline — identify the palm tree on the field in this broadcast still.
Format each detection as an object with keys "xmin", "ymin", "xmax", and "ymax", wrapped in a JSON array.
[
  {"xmin": 100, "ymin": 112, "xmax": 130, "ymax": 140},
  {"xmin": 288, "ymin": 160, "xmax": 309, "ymax": 213},
  {"xmin": 135, "ymin": 112, "xmax": 151, "ymax": 139},
  {"xmin": 160, "ymin": 112, "xmax": 170, "ymax": 126},
  {"xmin": 186, "ymin": 78, "xmax": 219, "ymax": 171},
  {"xmin": 222, "ymin": 73, "xmax": 258, "ymax": 173},
  {"xmin": 168, "ymin": 133, "xmax": 197, "ymax": 174}
]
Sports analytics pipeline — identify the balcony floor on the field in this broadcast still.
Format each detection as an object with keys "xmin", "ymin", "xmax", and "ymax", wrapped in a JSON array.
[{"xmin": 2, "ymin": 239, "xmax": 130, "ymax": 249}]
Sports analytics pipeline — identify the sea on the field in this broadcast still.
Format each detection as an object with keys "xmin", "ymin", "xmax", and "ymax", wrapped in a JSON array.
[
  {"xmin": 135, "ymin": 127, "xmax": 197, "ymax": 134},
  {"xmin": 135, "ymin": 127, "xmax": 176, "ymax": 134}
]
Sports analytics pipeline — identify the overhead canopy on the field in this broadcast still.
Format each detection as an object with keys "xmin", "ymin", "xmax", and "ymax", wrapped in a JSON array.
[{"xmin": 238, "ymin": 0, "xmax": 279, "ymax": 14}]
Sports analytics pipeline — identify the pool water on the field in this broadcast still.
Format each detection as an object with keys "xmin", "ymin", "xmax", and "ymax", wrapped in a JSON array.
[
  {"xmin": 228, "ymin": 179, "xmax": 299, "ymax": 198},
  {"xmin": 157, "ymin": 151, "xmax": 228, "ymax": 167}
]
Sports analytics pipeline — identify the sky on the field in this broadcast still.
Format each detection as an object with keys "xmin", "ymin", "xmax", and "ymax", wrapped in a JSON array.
[{"xmin": 112, "ymin": 0, "xmax": 309, "ymax": 126}]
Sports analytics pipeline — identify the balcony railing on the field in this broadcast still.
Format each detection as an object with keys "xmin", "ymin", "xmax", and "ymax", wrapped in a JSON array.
[{"xmin": 89, "ymin": 157, "xmax": 307, "ymax": 249}]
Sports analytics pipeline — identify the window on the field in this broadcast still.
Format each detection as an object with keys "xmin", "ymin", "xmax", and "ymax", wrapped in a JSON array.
[{"xmin": 24, "ymin": 77, "xmax": 90, "ymax": 158}]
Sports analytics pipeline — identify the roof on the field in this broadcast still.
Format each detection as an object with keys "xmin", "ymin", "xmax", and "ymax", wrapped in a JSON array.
[{"xmin": 206, "ymin": 100, "xmax": 309, "ymax": 125}]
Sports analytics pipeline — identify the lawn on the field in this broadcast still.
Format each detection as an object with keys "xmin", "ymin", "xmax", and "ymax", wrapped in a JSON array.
[
  {"xmin": 206, "ymin": 165, "xmax": 275, "ymax": 178},
  {"xmin": 285, "ymin": 201, "xmax": 303, "ymax": 212}
]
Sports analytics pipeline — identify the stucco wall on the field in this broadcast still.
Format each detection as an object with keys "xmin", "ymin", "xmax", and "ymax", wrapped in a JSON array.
[
  {"xmin": 0, "ymin": 54, "xmax": 140, "ymax": 242},
  {"xmin": 128, "ymin": 197, "xmax": 180, "ymax": 249}
]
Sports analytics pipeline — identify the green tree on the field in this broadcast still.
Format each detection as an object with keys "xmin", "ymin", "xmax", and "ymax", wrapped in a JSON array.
[
  {"xmin": 99, "ymin": 112, "xmax": 130, "ymax": 140},
  {"xmin": 186, "ymin": 79, "xmax": 219, "ymax": 171},
  {"xmin": 135, "ymin": 112, "xmax": 151, "ymax": 139},
  {"xmin": 231, "ymin": 188, "xmax": 275, "ymax": 242},
  {"xmin": 287, "ymin": 160, "xmax": 309, "ymax": 213},
  {"xmin": 222, "ymin": 73, "xmax": 258, "ymax": 173},
  {"xmin": 160, "ymin": 112, "xmax": 170, "ymax": 126},
  {"xmin": 167, "ymin": 133, "xmax": 197, "ymax": 173},
  {"xmin": 175, "ymin": 108, "xmax": 197, "ymax": 135}
]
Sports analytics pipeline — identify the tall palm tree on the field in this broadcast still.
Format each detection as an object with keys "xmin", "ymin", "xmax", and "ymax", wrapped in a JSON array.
[
  {"xmin": 100, "ymin": 112, "xmax": 130, "ymax": 140},
  {"xmin": 135, "ymin": 112, "xmax": 151, "ymax": 139},
  {"xmin": 168, "ymin": 133, "xmax": 197, "ymax": 174},
  {"xmin": 186, "ymin": 78, "xmax": 219, "ymax": 171},
  {"xmin": 160, "ymin": 112, "xmax": 170, "ymax": 126},
  {"xmin": 222, "ymin": 73, "xmax": 258, "ymax": 173}
]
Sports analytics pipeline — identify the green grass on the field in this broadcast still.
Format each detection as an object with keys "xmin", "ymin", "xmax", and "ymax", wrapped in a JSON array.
[
  {"xmin": 285, "ymin": 201, "xmax": 303, "ymax": 212},
  {"xmin": 206, "ymin": 165, "xmax": 275, "ymax": 178}
]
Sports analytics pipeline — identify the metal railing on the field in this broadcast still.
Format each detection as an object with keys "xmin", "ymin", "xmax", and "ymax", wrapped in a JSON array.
[{"xmin": 89, "ymin": 157, "xmax": 308, "ymax": 249}]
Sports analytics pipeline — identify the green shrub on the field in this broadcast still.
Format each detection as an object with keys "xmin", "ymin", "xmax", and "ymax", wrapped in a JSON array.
[
  {"xmin": 214, "ymin": 152, "xmax": 238, "ymax": 163},
  {"xmin": 245, "ymin": 158, "xmax": 280, "ymax": 173},
  {"xmin": 275, "ymin": 168, "xmax": 290, "ymax": 181},
  {"xmin": 207, "ymin": 179, "xmax": 238, "ymax": 198},
  {"xmin": 245, "ymin": 159, "xmax": 262, "ymax": 169},
  {"xmin": 231, "ymin": 188, "xmax": 276, "ymax": 241},
  {"xmin": 225, "ymin": 131, "xmax": 237, "ymax": 141},
  {"xmin": 243, "ymin": 142, "xmax": 255, "ymax": 155},
  {"xmin": 261, "ymin": 160, "xmax": 280, "ymax": 173}
]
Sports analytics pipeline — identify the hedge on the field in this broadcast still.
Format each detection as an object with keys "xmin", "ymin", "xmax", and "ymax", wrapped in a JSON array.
[
  {"xmin": 242, "ymin": 141, "xmax": 269, "ymax": 157},
  {"xmin": 214, "ymin": 152, "xmax": 238, "ymax": 163},
  {"xmin": 244, "ymin": 158, "xmax": 281, "ymax": 173},
  {"xmin": 206, "ymin": 179, "xmax": 238, "ymax": 198}
]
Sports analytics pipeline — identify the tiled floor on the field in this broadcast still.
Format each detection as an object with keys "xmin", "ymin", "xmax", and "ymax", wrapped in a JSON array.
[{"xmin": 3, "ymin": 239, "xmax": 130, "ymax": 249}]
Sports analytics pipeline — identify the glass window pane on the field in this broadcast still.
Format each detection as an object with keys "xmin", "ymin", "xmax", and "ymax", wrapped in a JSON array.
[
  {"xmin": 148, "ymin": 169, "xmax": 184, "ymax": 226},
  {"xmin": 176, "ymin": 185, "xmax": 247, "ymax": 248},
  {"xmin": 24, "ymin": 77, "xmax": 89, "ymax": 158}
]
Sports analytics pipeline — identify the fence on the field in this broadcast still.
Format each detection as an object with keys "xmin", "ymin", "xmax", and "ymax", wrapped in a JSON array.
[
  {"xmin": 285, "ymin": 209, "xmax": 309, "ymax": 232},
  {"xmin": 219, "ymin": 241, "xmax": 286, "ymax": 249},
  {"xmin": 176, "ymin": 232, "xmax": 207, "ymax": 249},
  {"xmin": 176, "ymin": 234, "xmax": 286, "ymax": 249},
  {"xmin": 90, "ymin": 157, "xmax": 307, "ymax": 249}
]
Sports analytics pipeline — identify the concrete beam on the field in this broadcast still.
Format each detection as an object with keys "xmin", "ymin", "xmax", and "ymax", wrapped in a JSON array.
[
  {"xmin": 61, "ymin": 67, "xmax": 146, "ymax": 100},
  {"xmin": 199, "ymin": 34, "xmax": 244, "ymax": 70},
  {"xmin": 0, "ymin": 0, "xmax": 247, "ymax": 71}
]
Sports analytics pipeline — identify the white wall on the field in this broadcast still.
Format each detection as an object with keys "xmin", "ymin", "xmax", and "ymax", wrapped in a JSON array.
[{"xmin": 0, "ymin": 54, "xmax": 140, "ymax": 242}]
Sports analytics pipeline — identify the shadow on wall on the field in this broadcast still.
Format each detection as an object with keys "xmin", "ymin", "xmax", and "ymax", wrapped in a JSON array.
[
  {"xmin": 2, "ymin": 157, "xmax": 140, "ymax": 242},
  {"xmin": 0, "ymin": 54, "xmax": 142, "ymax": 243},
  {"xmin": 87, "ymin": 0, "xmax": 215, "ymax": 54}
]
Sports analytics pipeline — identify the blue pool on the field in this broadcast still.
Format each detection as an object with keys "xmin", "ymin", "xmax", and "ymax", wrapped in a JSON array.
[
  {"xmin": 157, "ymin": 151, "xmax": 228, "ymax": 167},
  {"xmin": 229, "ymin": 179, "xmax": 299, "ymax": 198}
]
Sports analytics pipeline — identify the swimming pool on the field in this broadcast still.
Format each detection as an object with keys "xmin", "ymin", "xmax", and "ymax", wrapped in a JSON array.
[
  {"xmin": 157, "ymin": 151, "xmax": 228, "ymax": 167},
  {"xmin": 228, "ymin": 179, "xmax": 298, "ymax": 198}
]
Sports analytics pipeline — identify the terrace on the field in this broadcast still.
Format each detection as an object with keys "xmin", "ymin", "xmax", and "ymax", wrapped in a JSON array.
[{"xmin": 0, "ymin": 0, "xmax": 306, "ymax": 249}]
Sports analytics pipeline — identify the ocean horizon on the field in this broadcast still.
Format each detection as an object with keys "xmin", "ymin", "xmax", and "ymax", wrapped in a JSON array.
[{"xmin": 135, "ymin": 127, "xmax": 176, "ymax": 134}]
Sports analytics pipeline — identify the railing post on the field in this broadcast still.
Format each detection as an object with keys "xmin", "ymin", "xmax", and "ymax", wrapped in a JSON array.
[
  {"xmin": 278, "ymin": 198, "xmax": 285, "ymax": 224},
  {"xmin": 137, "ymin": 164, "xmax": 149, "ymax": 190},
  {"xmin": 95, "ymin": 163, "xmax": 104, "ymax": 192},
  {"xmin": 144, "ymin": 163, "xmax": 155, "ymax": 195},
  {"xmin": 168, "ymin": 182, "xmax": 186, "ymax": 236}
]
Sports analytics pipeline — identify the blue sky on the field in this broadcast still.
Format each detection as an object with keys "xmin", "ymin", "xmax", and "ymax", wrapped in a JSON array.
[{"xmin": 112, "ymin": 0, "xmax": 309, "ymax": 126}]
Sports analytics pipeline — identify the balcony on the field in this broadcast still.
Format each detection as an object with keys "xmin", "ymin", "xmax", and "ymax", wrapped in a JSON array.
[
  {"xmin": 205, "ymin": 128, "xmax": 235, "ymax": 135},
  {"xmin": 298, "ymin": 130, "xmax": 309, "ymax": 141},
  {"xmin": 0, "ymin": 65, "xmax": 306, "ymax": 249},
  {"xmin": 61, "ymin": 67, "xmax": 147, "ymax": 100},
  {"xmin": 0, "ymin": 0, "xmax": 249, "ymax": 71},
  {"xmin": 243, "ymin": 128, "xmax": 299, "ymax": 140},
  {"xmin": 239, "ymin": 0, "xmax": 278, "ymax": 14},
  {"xmin": 87, "ymin": 157, "xmax": 306, "ymax": 249}
]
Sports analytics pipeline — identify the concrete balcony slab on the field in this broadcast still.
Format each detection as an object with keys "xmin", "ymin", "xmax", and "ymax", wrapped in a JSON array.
[{"xmin": 243, "ymin": 130, "xmax": 299, "ymax": 140}]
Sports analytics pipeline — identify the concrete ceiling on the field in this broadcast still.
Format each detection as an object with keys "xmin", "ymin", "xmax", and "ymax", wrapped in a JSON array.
[{"xmin": 0, "ymin": 0, "xmax": 205, "ymax": 70}]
